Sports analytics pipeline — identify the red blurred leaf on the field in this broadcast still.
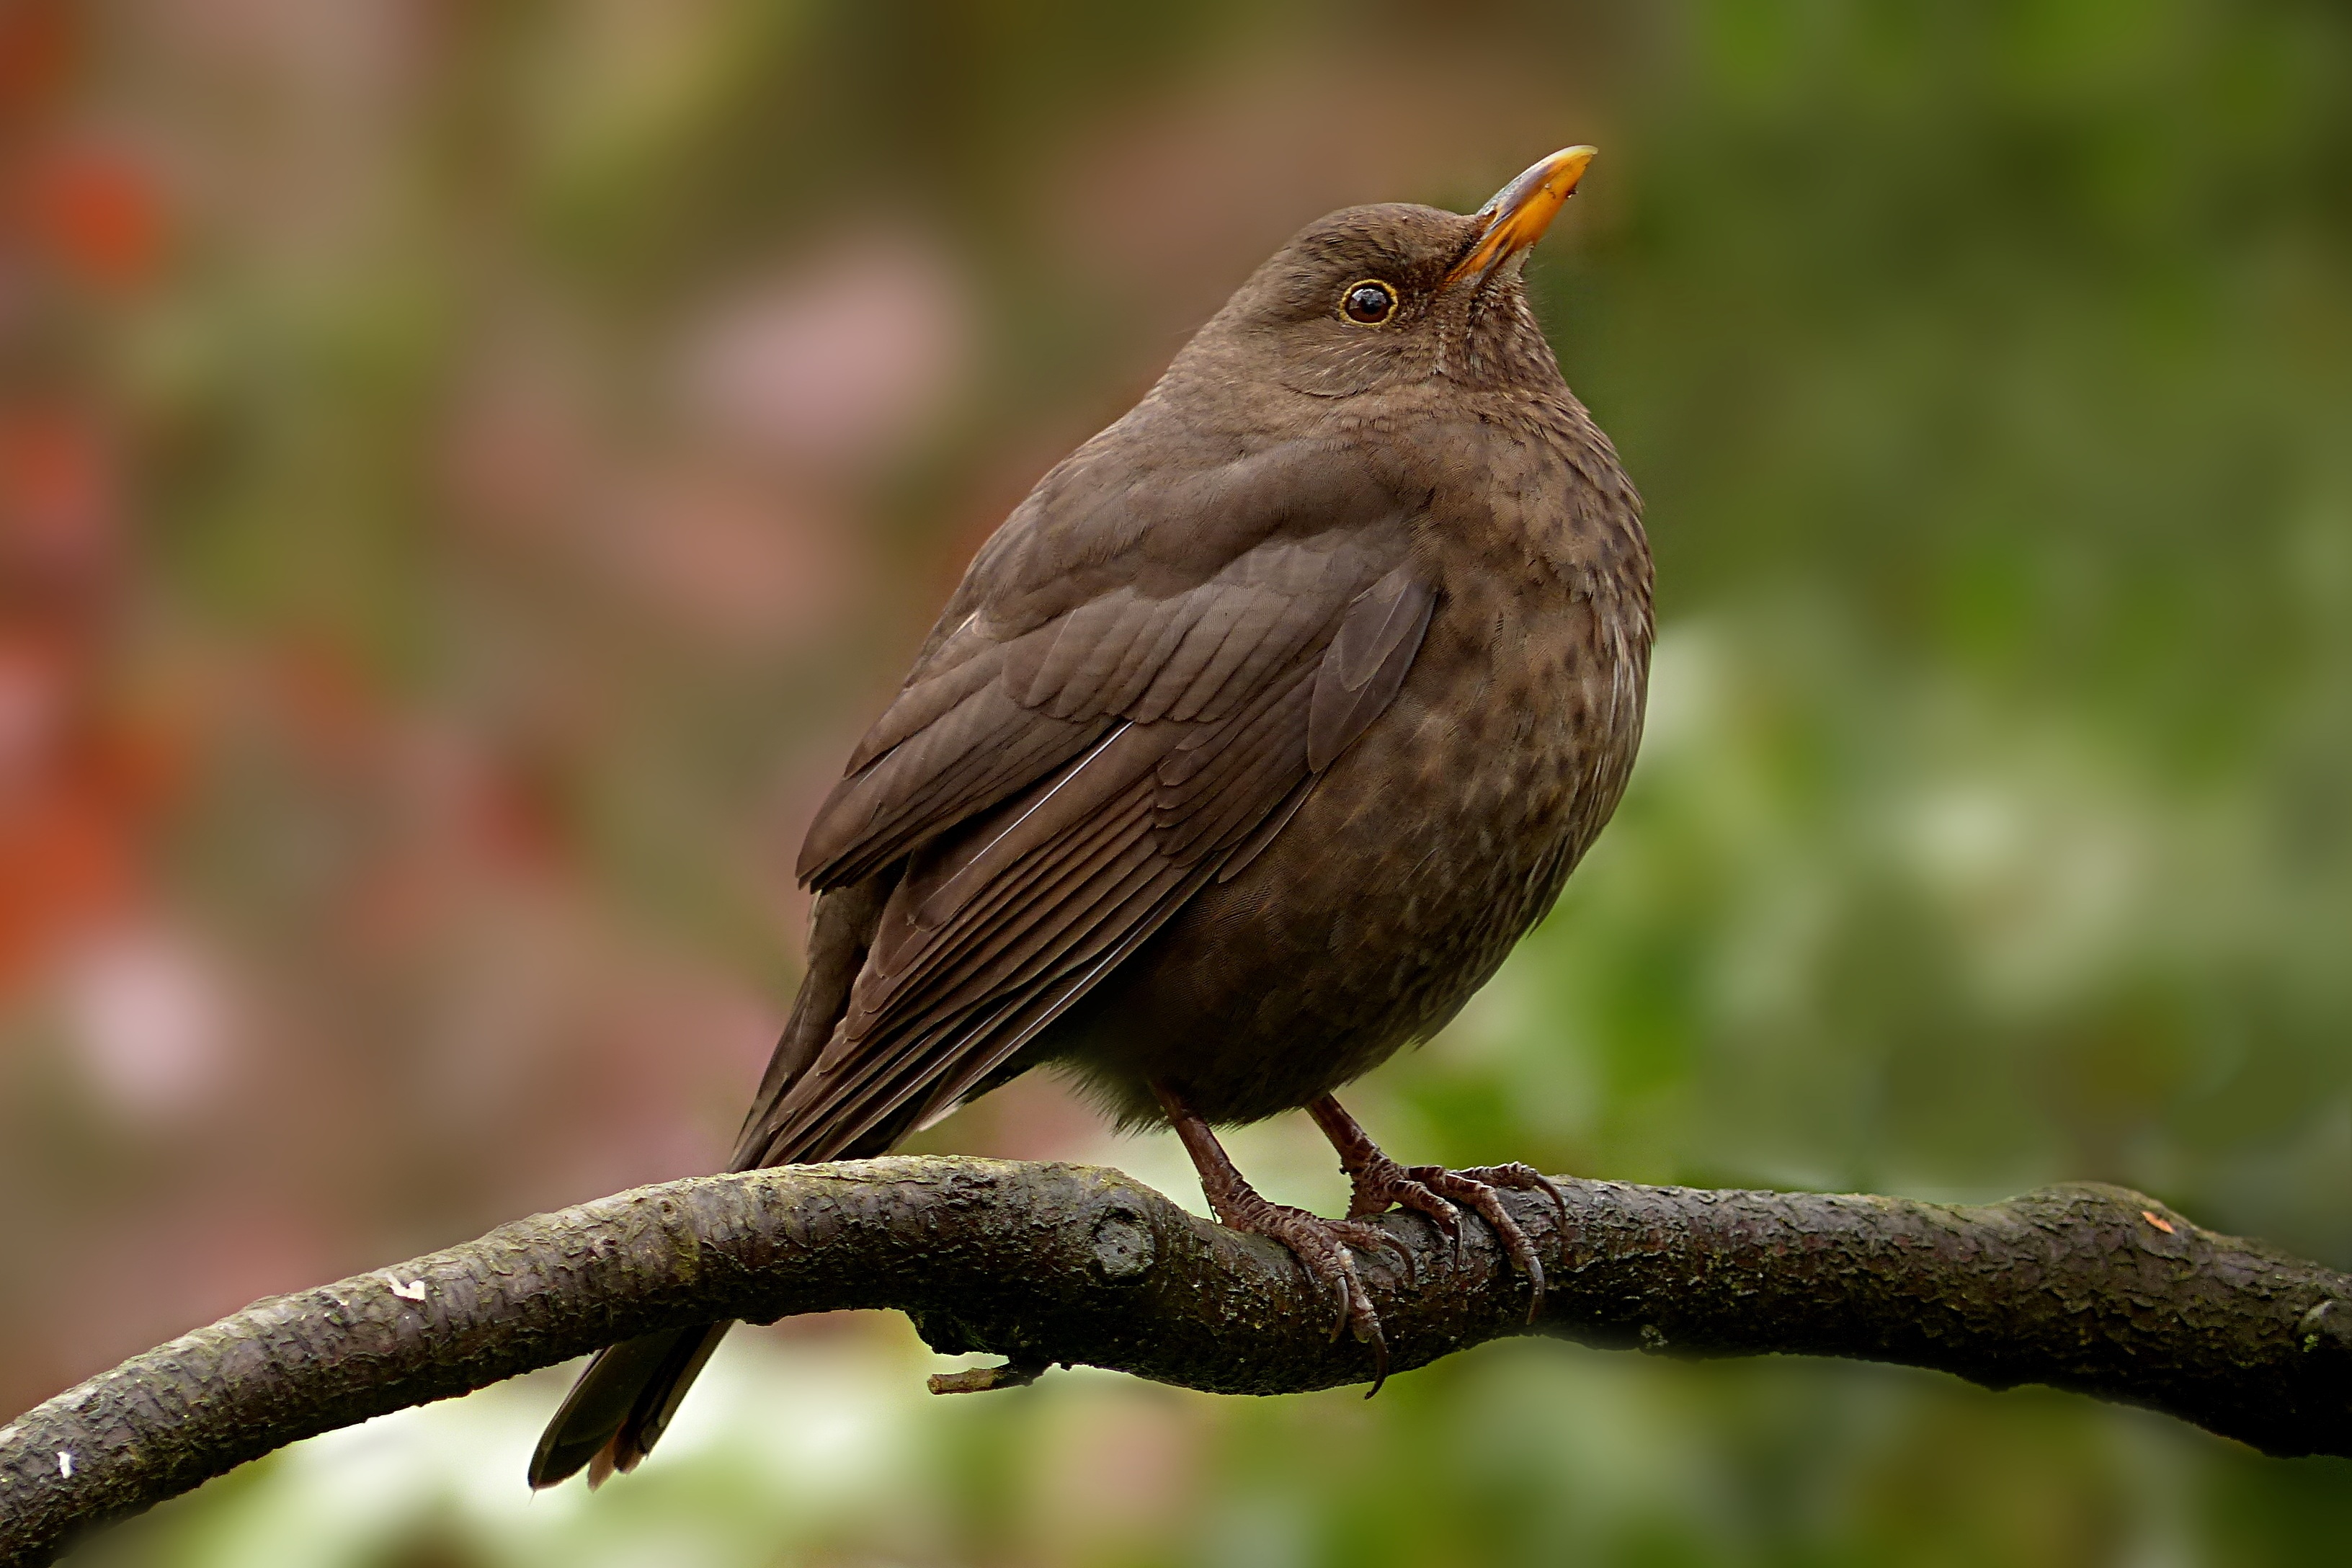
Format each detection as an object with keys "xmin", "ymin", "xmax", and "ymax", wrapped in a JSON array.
[
  {"xmin": 0, "ymin": 638, "xmax": 183, "ymax": 996},
  {"xmin": 0, "ymin": 404, "xmax": 119, "ymax": 582},
  {"xmin": 0, "ymin": 756, "xmax": 130, "ymax": 996},
  {"xmin": 22, "ymin": 142, "xmax": 165, "ymax": 290}
]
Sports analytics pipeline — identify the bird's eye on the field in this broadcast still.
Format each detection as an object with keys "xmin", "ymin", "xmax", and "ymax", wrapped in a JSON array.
[{"xmin": 1341, "ymin": 280, "xmax": 1397, "ymax": 325}]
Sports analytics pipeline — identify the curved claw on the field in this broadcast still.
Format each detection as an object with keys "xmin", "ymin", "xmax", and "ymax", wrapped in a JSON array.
[
  {"xmin": 1310, "ymin": 1229, "xmax": 1395, "ymax": 1394},
  {"xmin": 1412, "ymin": 1164, "xmax": 1556, "ymax": 1322}
]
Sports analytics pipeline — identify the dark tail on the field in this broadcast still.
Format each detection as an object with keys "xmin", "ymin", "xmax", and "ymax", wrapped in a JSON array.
[
  {"xmin": 527, "ymin": 878, "xmax": 894, "ymax": 1490},
  {"xmin": 527, "ymin": 1321, "xmax": 732, "ymax": 1488}
]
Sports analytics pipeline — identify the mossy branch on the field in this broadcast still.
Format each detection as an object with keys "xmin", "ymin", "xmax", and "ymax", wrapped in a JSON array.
[{"xmin": 3, "ymin": 1159, "xmax": 2347, "ymax": 1565}]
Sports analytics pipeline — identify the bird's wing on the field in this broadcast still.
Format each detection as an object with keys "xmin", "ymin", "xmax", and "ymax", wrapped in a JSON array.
[{"xmin": 733, "ymin": 436, "xmax": 1435, "ymax": 1167}]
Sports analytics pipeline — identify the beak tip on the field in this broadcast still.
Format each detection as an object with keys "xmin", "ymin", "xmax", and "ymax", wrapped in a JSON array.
[
  {"xmin": 1449, "ymin": 143, "xmax": 1600, "ymax": 287},
  {"xmin": 1546, "ymin": 145, "xmax": 1600, "ymax": 192}
]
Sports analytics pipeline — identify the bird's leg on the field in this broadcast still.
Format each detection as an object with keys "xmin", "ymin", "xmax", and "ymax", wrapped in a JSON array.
[
  {"xmin": 1306, "ymin": 1095, "xmax": 1567, "ymax": 1322},
  {"xmin": 1152, "ymin": 1081, "xmax": 1405, "ymax": 1385}
]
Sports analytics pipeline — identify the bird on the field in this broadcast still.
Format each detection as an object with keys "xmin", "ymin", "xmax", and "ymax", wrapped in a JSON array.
[{"xmin": 529, "ymin": 145, "xmax": 1652, "ymax": 1489}]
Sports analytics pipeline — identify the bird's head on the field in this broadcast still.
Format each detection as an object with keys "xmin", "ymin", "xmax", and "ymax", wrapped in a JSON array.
[{"xmin": 1182, "ymin": 146, "xmax": 1597, "ymax": 401}]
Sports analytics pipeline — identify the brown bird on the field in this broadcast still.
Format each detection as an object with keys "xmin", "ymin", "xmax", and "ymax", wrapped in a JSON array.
[{"xmin": 529, "ymin": 145, "xmax": 1652, "ymax": 1488}]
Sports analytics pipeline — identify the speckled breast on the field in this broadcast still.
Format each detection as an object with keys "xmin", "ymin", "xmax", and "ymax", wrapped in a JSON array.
[{"xmin": 1052, "ymin": 548, "xmax": 1652, "ymax": 1128}]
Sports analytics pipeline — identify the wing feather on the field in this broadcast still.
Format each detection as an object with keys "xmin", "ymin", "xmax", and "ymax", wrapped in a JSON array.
[{"xmin": 1308, "ymin": 568, "xmax": 1438, "ymax": 771}]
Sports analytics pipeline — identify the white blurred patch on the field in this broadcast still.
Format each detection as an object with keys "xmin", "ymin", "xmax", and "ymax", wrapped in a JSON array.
[
  {"xmin": 63, "ymin": 925, "xmax": 231, "ymax": 1123},
  {"xmin": 1631, "ymin": 623, "xmax": 1722, "ymax": 760},
  {"xmin": 1901, "ymin": 772, "xmax": 2145, "ymax": 1011}
]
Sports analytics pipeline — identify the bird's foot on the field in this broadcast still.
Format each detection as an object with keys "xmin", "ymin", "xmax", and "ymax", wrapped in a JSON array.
[
  {"xmin": 1206, "ymin": 1174, "xmax": 1408, "ymax": 1359},
  {"xmin": 1154, "ymin": 1082, "xmax": 1405, "ymax": 1389},
  {"xmin": 1309, "ymin": 1096, "xmax": 1566, "ymax": 1322}
]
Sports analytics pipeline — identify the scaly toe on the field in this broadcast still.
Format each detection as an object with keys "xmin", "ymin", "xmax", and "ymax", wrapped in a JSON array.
[
  {"xmin": 1353, "ymin": 1175, "xmax": 1464, "ymax": 1261},
  {"xmin": 1407, "ymin": 1165, "xmax": 1553, "ymax": 1322},
  {"xmin": 1345, "ymin": 1151, "xmax": 1466, "ymax": 1262},
  {"xmin": 1457, "ymin": 1162, "xmax": 1570, "ymax": 1235}
]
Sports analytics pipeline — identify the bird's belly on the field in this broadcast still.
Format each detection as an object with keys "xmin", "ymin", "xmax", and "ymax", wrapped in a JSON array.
[{"xmin": 1046, "ymin": 605, "xmax": 1641, "ymax": 1128}]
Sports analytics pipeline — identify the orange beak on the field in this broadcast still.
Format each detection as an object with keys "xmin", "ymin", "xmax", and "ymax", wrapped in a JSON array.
[{"xmin": 1445, "ymin": 146, "xmax": 1598, "ymax": 290}]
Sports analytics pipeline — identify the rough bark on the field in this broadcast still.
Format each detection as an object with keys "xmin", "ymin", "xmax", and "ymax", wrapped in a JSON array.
[{"xmin": 1, "ymin": 1159, "xmax": 2346, "ymax": 1565}]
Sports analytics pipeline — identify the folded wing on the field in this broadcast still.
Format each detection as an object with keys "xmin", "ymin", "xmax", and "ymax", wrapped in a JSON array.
[{"xmin": 735, "ymin": 436, "xmax": 1437, "ymax": 1168}]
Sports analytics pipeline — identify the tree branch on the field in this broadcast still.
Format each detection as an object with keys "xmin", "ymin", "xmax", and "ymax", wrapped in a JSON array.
[{"xmin": 3, "ymin": 1158, "xmax": 2346, "ymax": 1565}]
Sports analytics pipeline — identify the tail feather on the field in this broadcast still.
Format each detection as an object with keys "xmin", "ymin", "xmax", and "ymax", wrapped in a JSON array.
[
  {"xmin": 529, "ymin": 881, "xmax": 895, "ymax": 1489},
  {"xmin": 527, "ymin": 1322, "xmax": 734, "ymax": 1489}
]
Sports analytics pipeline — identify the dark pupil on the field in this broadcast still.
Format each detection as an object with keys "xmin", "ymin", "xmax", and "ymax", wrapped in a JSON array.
[{"xmin": 1345, "ymin": 284, "xmax": 1391, "ymax": 322}]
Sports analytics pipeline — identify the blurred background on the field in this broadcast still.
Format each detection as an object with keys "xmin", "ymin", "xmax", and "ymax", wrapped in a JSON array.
[{"xmin": 4, "ymin": 1, "xmax": 2348, "ymax": 1563}]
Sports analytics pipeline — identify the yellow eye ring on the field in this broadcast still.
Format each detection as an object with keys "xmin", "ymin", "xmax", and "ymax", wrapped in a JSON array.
[{"xmin": 1340, "ymin": 279, "xmax": 1398, "ymax": 325}]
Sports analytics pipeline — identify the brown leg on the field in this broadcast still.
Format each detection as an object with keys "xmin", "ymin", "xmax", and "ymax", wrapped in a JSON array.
[
  {"xmin": 1306, "ymin": 1095, "xmax": 1566, "ymax": 1322},
  {"xmin": 1153, "ymin": 1081, "xmax": 1406, "ymax": 1389}
]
